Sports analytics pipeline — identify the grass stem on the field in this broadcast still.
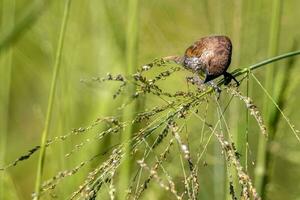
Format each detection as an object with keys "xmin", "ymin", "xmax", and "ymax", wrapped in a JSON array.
[
  {"xmin": 232, "ymin": 50, "xmax": 300, "ymax": 77},
  {"xmin": 254, "ymin": 0, "xmax": 282, "ymax": 196},
  {"xmin": 33, "ymin": 0, "xmax": 72, "ymax": 199},
  {"xmin": 118, "ymin": 0, "xmax": 139, "ymax": 199},
  {"xmin": 0, "ymin": 0, "xmax": 15, "ymax": 198}
]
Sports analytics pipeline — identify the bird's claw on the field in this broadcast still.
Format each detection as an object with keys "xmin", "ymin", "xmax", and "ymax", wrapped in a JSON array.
[{"xmin": 224, "ymin": 72, "xmax": 240, "ymax": 87}]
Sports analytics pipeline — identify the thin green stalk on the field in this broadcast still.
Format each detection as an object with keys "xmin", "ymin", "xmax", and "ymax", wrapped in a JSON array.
[
  {"xmin": 235, "ymin": 0, "xmax": 252, "ymax": 174},
  {"xmin": 242, "ymin": 2, "xmax": 262, "ymax": 168},
  {"xmin": 118, "ymin": 0, "xmax": 139, "ymax": 199},
  {"xmin": 0, "ymin": 0, "xmax": 15, "ymax": 199},
  {"xmin": 57, "ymin": 0, "xmax": 76, "ymax": 195},
  {"xmin": 213, "ymin": 1, "xmax": 227, "ymax": 199},
  {"xmin": 232, "ymin": 50, "xmax": 300, "ymax": 77},
  {"xmin": 245, "ymin": 73, "xmax": 250, "ymax": 173},
  {"xmin": 34, "ymin": 0, "xmax": 72, "ymax": 199},
  {"xmin": 215, "ymin": 108, "xmax": 225, "ymax": 200},
  {"xmin": 227, "ymin": 1, "xmax": 242, "ymax": 199},
  {"xmin": 254, "ymin": 0, "xmax": 282, "ymax": 197},
  {"xmin": 254, "ymin": 46, "xmax": 296, "ymax": 199}
]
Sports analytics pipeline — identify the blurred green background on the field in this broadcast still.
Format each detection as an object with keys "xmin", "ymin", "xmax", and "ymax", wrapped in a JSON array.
[{"xmin": 1, "ymin": 0, "xmax": 300, "ymax": 199}]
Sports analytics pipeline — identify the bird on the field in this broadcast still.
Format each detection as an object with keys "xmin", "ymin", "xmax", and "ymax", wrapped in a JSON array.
[{"xmin": 164, "ymin": 35, "xmax": 239, "ymax": 86}]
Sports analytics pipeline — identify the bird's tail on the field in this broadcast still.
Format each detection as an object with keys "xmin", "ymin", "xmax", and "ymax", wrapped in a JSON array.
[{"xmin": 163, "ymin": 55, "xmax": 184, "ymax": 64}]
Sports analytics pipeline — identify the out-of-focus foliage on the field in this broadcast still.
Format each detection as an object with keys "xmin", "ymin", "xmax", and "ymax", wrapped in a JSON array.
[{"xmin": 1, "ymin": 0, "xmax": 300, "ymax": 199}]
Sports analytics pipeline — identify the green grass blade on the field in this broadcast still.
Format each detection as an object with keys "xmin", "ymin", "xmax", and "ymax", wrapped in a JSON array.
[
  {"xmin": 33, "ymin": 0, "xmax": 72, "ymax": 199},
  {"xmin": 0, "ymin": 0, "xmax": 15, "ymax": 199},
  {"xmin": 118, "ymin": 0, "xmax": 139, "ymax": 199},
  {"xmin": 231, "ymin": 50, "xmax": 300, "ymax": 77},
  {"xmin": 254, "ymin": 0, "xmax": 282, "ymax": 197}
]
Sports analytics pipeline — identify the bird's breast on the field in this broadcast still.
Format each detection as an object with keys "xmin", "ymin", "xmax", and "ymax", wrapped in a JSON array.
[
  {"xmin": 183, "ymin": 49, "xmax": 214, "ymax": 72},
  {"xmin": 183, "ymin": 57, "xmax": 203, "ymax": 72}
]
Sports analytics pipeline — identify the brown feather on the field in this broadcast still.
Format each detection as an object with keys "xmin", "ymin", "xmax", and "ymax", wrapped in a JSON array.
[{"xmin": 183, "ymin": 35, "xmax": 232, "ymax": 80}]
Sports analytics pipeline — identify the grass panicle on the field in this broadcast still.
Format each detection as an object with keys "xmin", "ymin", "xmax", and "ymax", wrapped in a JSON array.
[
  {"xmin": 1, "ymin": 48, "xmax": 300, "ymax": 199},
  {"xmin": 2, "ymin": 1, "xmax": 300, "ymax": 199}
]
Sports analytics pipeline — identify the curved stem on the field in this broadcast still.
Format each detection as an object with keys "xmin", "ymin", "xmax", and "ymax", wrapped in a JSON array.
[
  {"xmin": 164, "ymin": 49, "xmax": 300, "ymax": 80},
  {"xmin": 233, "ymin": 49, "xmax": 300, "ymax": 76}
]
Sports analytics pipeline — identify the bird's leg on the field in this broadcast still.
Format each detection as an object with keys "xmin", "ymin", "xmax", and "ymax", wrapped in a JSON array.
[
  {"xmin": 207, "ymin": 80, "xmax": 221, "ymax": 99},
  {"xmin": 224, "ymin": 72, "xmax": 240, "ymax": 86}
]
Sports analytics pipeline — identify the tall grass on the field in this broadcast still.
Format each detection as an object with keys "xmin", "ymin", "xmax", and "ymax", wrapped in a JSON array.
[
  {"xmin": 0, "ymin": 0, "xmax": 15, "ymax": 199},
  {"xmin": 212, "ymin": 2, "xmax": 227, "ymax": 199},
  {"xmin": 0, "ymin": 0, "xmax": 47, "ymax": 53},
  {"xmin": 33, "ymin": 0, "xmax": 72, "ymax": 199},
  {"xmin": 118, "ymin": 0, "xmax": 139, "ymax": 199},
  {"xmin": 228, "ymin": 1, "xmax": 243, "ymax": 198},
  {"xmin": 1, "ymin": 1, "xmax": 300, "ymax": 199},
  {"xmin": 255, "ymin": 0, "xmax": 283, "ymax": 197}
]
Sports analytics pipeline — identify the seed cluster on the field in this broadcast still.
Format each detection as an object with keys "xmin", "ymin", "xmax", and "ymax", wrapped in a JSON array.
[{"xmin": 1, "ymin": 39, "xmax": 276, "ymax": 200}]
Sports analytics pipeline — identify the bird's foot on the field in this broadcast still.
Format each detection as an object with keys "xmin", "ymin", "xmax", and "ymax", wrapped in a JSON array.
[
  {"xmin": 224, "ymin": 72, "xmax": 240, "ymax": 87},
  {"xmin": 207, "ymin": 81, "xmax": 221, "ymax": 99}
]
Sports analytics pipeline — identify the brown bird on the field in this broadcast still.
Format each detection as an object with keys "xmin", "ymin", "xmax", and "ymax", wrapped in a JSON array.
[{"xmin": 165, "ymin": 35, "xmax": 239, "ymax": 86}]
